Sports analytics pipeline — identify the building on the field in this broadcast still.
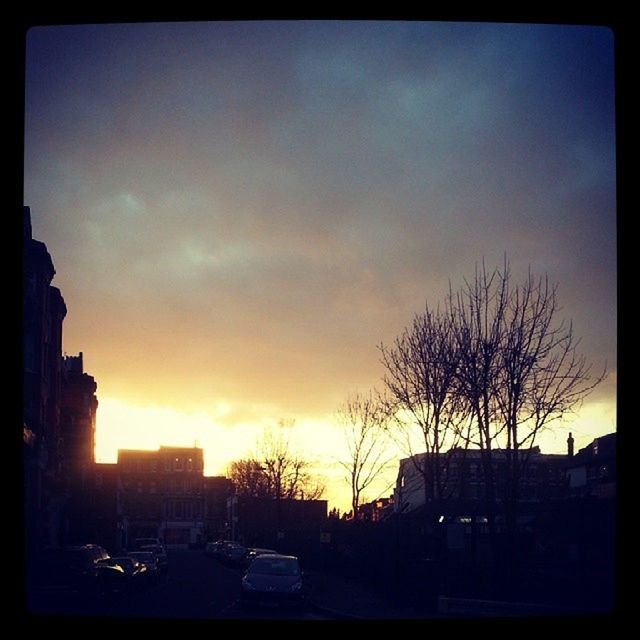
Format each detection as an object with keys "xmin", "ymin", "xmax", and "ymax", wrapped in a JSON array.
[
  {"xmin": 63, "ymin": 463, "xmax": 120, "ymax": 551},
  {"xmin": 565, "ymin": 432, "xmax": 616, "ymax": 499},
  {"xmin": 59, "ymin": 352, "xmax": 99, "ymax": 543},
  {"xmin": 394, "ymin": 444, "xmax": 568, "ymax": 515},
  {"xmin": 203, "ymin": 476, "xmax": 233, "ymax": 542},
  {"xmin": 60, "ymin": 352, "xmax": 98, "ymax": 485},
  {"xmin": 23, "ymin": 206, "xmax": 68, "ymax": 548},
  {"xmin": 228, "ymin": 496, "xmax": 328, "ymax": 547},
  {"xmin": 117, "ymin": 447, "xmax": 206, "ymax": 549},
  {"xmin": 356, "ymin": 496, "xmax": 394, "ymax": 522}
]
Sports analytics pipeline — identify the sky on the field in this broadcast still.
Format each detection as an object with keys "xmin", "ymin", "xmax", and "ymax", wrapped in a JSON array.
[{"xmin": 24, "ymin": 21, "xmax": 617, "ymax": 513}]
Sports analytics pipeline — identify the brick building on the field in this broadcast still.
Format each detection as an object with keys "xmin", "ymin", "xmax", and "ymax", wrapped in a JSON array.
[
  {"xmin": 23, "ymin": 206, "xmax": 67, "ymax": 548},
  {"xmin": 117, "ymin": 447, "xmax": 206, "ymax": 548},
  {"xmin": 394, "ymin": 445, "xmax": 568, "ymax": 515}
]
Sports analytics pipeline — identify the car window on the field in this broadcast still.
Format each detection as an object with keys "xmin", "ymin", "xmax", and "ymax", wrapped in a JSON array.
[{"xmin": 249, "ymin": 558, "xmax": 300, "ymax": 576}]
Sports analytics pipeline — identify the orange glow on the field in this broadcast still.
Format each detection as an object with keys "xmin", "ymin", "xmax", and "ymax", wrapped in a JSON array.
[{"xmin": 95, "ymin": 395, "xmax": 615, "ymax": 515}]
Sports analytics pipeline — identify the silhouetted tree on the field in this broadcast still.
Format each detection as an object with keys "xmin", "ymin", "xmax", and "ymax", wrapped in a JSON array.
[
  {"xmin": 229, "ymin": 423, "xmax": 325, "ymax": 500},
  {"xmin": 448, "ymin": 258, "xmax": 606, "ymax": 554},
  {"xmin": 259, "ymin": 425, "xmax": 325, "ymax": 500},
  {"xmin": 337, "ymin": 390, "xmax": 393, "ymax": 521},
  {"xmin": 380, "ymin": 306, "xmax": 470, "ymax": 521},
  {"xmin": 228, "ymin": 458, "xmax": 270, "ymax": 498}
]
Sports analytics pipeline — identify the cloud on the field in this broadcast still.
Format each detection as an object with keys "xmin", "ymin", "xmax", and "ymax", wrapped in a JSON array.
[{"xmin": 26, "ymin": 21, "xmax": 615, "ymax": 440}]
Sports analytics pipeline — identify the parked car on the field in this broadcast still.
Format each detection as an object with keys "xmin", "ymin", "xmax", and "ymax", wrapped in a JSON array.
[
  {"xmin": 94, "ymin": 562, "xmax": 127, "ymax": 597},
  {"xmin": 128, "ymin": 551, "xmax": 160, "ymax": 579},
  {"xmin": 243, "ymin": 548, "xmax": 278, "ymax": 568},
  {"xmin": 222, "ymin": 543, "xmax": 247, "ymax": 566},
  {"xmin": 206, "ymin": 540, "xmax": 234, "ymax": 558},
  {"xmin": 102, "ymin": 556, "xmax": 148, "ymax": 588},
  {"xmin": 140, "ymin": 544, "xmax": 169, "ymax": 573},
  {"xmin": 240, "ymin": 554, "xmax": 306, "ymax": 609},
  {"xmin": 38, "ymin": 545, "xmax": 124, "ymax": 597},
  {"xmin": 133, "ymin": 537, "xmax": 164, "ymax": 551}
]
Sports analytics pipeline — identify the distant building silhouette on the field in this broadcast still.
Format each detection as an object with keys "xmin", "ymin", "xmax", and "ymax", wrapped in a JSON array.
[
  {"xmin": 23, "ymin": 205, "xmax": 99, "ymax": 552},
  {"xmin": 356, "ymin": 496, "xmax": 394, "ymax": 522},
  {"xmin": 565, "ymin": 432, "xmax": 616, "ymax": 499},
  {"xmin": 23, "ymin": 206, "xmax": 68, "ymax": 548},
  {"xmin": 394, "ymin": 446, "xmax": 568, "ymax": 516},
  {"xmin": 60, "ymin": 352, "xmax": 99, "ymax": 543},
  {"xmin": 204, "ymin": 476, "xmax": 233, "ymax": 542},
  {"xmin": 117, "ymin": 446, "xmax": 208, "ymax": 549},
  {"xmin": 228, "ymin": 496, "xmax": 327, "ymax": 547}
]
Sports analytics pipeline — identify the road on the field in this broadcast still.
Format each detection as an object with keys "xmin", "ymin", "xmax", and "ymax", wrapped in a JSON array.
[{"xmin": 27, "ymin": 550, "xmax": 333, "ymax": 620}]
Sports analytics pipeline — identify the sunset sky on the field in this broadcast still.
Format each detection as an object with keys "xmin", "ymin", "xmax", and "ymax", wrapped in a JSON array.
[{"xmin": 24, "ymin": 21, "xmax": 616, "ymax": 512}]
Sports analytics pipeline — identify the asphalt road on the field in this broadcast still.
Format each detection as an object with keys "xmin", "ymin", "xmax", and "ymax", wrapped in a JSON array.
[{"xmin": 27, "ymin": 550, "xmax": 332, "ymax": 620}]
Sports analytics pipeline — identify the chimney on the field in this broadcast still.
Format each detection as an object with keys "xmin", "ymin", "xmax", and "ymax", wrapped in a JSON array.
[{"xmin": 567, "ymin": 432, "xmax": 574, "ymax": 458}]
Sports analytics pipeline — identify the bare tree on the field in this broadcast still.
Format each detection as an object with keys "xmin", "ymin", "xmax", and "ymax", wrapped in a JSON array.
[
  {"xmin": 450, "ymin": 259, "xmax": 605, "ymax": 535},
  {"xmin": 258, "ymin": 425, "xmax": 325, "ymax": 500},
  {"xmin": 380, "ymin": 305, "xmax": 469, "ymax": 520},
  {"xmin": 337, "ymin": 390, "xmax": 393, "ymax": 520},
  {"xmin": 228, "ymin": 458, "xmax": 270, "ymax": 498},
  {"xmin": 448, "ymin": 260, "xmax": 510, "ymax": 528},
  {"xmin": 495, "ymin": 267, "xmax": 605, "ymax": 533}
]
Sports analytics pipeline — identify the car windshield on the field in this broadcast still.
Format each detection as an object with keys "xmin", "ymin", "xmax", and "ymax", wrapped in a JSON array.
[
  {"xmin": 130, "ymin": 552, "xmax": 154, "ymax": 563},
  {"xmin": 249, "ymin": 557, "xmax": 300, "ymax": 576}
]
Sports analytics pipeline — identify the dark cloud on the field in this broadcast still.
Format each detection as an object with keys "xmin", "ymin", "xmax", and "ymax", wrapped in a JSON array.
[{"xmin": 25, "ymin": 21, "xmax": 616, "ymax": 424}]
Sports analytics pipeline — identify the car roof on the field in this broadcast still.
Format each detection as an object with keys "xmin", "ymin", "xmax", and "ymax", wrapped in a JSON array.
[{"xmin": 251, "ymin": 554, "xmax": 298, "ymax": 561}]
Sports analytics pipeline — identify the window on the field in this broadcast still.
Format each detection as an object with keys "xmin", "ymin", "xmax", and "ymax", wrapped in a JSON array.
[
  {"xmin": 137, "ymin": 481, "xmax": 143, "ymax": 494},
  {"xmin": 151, "ymin": 460, "xmax": 157, "ymax": 473},
  {"xmin": 174, "ymin": 457, "xmax": 183, "ymax": 472},
  {"xmin": 187, "ymin": 457, "xmax": 193, "ymax": 472},
  {"xmin": 150, "ymin": 481, "xmax": 157, "ymax": 494}
]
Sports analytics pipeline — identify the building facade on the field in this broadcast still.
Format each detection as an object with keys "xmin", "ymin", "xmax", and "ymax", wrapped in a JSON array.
[
  {"xmin": 23, "ymin": 206, "xmax": 68, "ymax": 548},
  {"xmin": 394, "ymin": 445, "xmax": 568, "ymax": 515},
  {"xmin": 204, "ymin": 476, "xmax": 233, "ymax": 542},
  {"xmin": 565, "ymin": 432, "xmax": 616, "ymax": 499},
  {"xmin": 117, "ymin": 447, "xmax": 206, "ymax": 549},
  {"xmin": 228, "ymin": 496, "xmax": 328, "ymax": 547}
]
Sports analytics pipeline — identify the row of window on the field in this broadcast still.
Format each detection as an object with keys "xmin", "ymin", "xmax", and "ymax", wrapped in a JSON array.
[
  {"xmin": 120, "ymin": 457, "xmax": 203, "ymax": 474},
  {"xmin": 123, "ymin": 479, "xmax": 203, "ymax": 494},
  {"xmin": 165, "ymin": 500, "xmax": 203, "ymax": 520},
  {"xmin": 122, "ymin": 499, "xmax": 204, "ymax": 520}
]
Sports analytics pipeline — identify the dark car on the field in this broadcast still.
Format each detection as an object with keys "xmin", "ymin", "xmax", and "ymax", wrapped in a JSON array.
[
  {"xmin": 103, "ymin": 556, "xmax": 148, "ymax": 587},
  {"xmin": 140, "ymin": 544, "xmax": 169, "ymax": 573},
  {"xmin": 128, "ymin": 551, "xmax": 160, "ymax": 579},
  {"xmin": 221, "ymin": 543, "xmax": 247, "ymax": 566},
  {"xmin": 244, "ymin": 548, "xmax": 278, "ymax": 568},
  {"xmin": 133, "ymin": 537, "xmax": 164, "ymax": 551},
  {"xmin": 206, "ymin": 540, "xmax": 234, "ymax": 558},
  {"xmin": 38, "ymin": 544, "xmax": 124, "ymax": 597},
  {"xmin": 240, "ymin": 554, "xmax": 305, "ymax": 609}
]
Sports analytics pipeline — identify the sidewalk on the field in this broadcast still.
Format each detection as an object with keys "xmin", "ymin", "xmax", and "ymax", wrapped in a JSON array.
[{"xmin": 308, "ymin": 571, "xmax": 442, "ymax": 620}]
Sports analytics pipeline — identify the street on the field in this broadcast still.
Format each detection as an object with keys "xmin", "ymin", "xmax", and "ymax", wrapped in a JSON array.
[{"xmin": 27, "ymin": 550, "xmax": 333, "ymax": 620}]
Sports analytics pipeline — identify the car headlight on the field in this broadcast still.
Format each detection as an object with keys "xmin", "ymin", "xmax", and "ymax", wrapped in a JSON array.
[{"xmin": 290, "ymin": 581, "xmax": 303, "ymax": 592}]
